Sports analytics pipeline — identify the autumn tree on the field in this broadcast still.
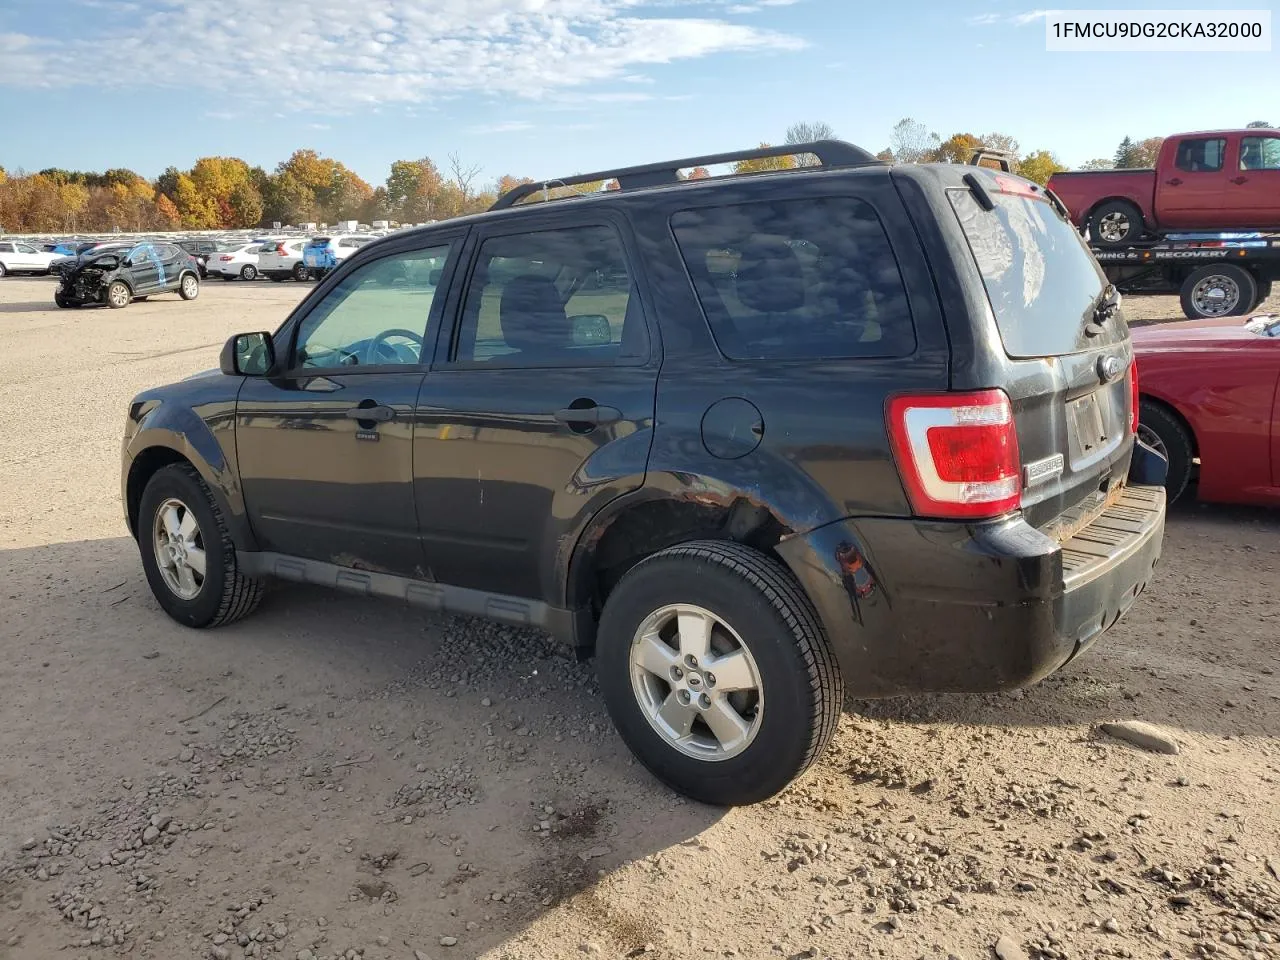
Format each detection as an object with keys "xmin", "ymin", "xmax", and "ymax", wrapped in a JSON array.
[
  {"xmin": 154, "ymin": 193, "xmax": 181, "ymax": 229},
  {"xmin": 786, "ymin": 121, "xmax": 836, "ymax": 166},
  {"xmin": 1131, "ymin": 137, "xmax": 1163, "ymax": 168},
  {"xmin": 1017, "ymin": 150, "xmax": 1065, "ymax": 185},
  {"xmin": 174, "ymin": 173, "xmax": 219, "ymax": 229},
  {"xmin": 933, "ymin": 133, "xmax": 983, "ymax": 165},
  {"xmin": 734, "ymin": 143, "xmax": 797, "ymax": 174},
  {"xmin": 1079, "ymin": 158, "xmax": 1114, "ymax": 170},
  {"xmin": 889, "ymin": 118, "xmax": 939, "ymax": 164},
  {"xmin": 448, "ymin": 152, "xmax": 483, "ymax": 202}
]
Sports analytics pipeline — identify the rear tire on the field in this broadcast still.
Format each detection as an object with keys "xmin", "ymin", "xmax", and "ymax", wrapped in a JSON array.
[
  {"xmin": 138, "ymin": 463, "xmax": 264, "ymax": 628},
  {"xmin": 1088, "ymin": 199, "xmax": 1144, "ymax": 247},
  {"xmin": 596, "ymin": 540, "xmax": 843, "ymax": 806},
  {"xmin": 240, "ymin": 264, "xmax": 257, "ymax": 281},
  {"xmin": 0, "ymin": 263, "xmax": 8, "ymax": 278},
  {"xmin": 1252, "ymin": 280, "xmax": 1273, "ymax": 311},
  {"xmin": 1180, "ymin": 264, "xmax": 1257, "ymax": 319},
  {"xmin": 292, "ymin": 262, "xmax": 309, "ymax": 281},
  {"xmin": 1138, "ymin": 400, "xmax": 1194, "ymax": 503}
]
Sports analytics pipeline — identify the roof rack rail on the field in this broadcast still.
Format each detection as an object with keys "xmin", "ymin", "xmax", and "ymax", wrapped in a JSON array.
[
  {"xmin": 490, "ymin": 139, "xmax": 881, "ymax": 211},
  {"xmin": 968, "ymin": 149, "xmax": 1016, "ymax": 172}
]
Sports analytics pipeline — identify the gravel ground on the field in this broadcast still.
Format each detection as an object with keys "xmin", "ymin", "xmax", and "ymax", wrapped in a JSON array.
[{"xmin": 0, "ymin": 277, "xmax": 1277, "ymax": 960}]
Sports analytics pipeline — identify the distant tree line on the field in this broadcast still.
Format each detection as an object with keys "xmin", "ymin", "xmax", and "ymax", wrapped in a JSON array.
[{"xmin": 0, "ymin": 118, "xmax": 1272, "ymax": 233}]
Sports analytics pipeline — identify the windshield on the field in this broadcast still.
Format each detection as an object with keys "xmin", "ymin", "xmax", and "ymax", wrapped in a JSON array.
[{"xmin": 949, "ymin": 186, "xmax": 1126, "ymax": 357}]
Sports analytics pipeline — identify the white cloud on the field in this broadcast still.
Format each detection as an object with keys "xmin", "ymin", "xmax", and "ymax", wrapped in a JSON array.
[
  {"xmin": 467, "ymin": 120, "xmax": 535, "ymax": 134},
  {"xmin": 0, "ymin": 0, "xmax": 803, "ymax": 110},
  {"xmin": 969, "ymin": 9, "xmax": 1052, "ymax": 26}
]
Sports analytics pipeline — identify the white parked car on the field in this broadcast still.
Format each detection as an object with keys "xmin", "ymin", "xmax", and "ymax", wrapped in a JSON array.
[
  {"xmin": 257, "ymin": 239, "xmax": 311, "ymax": 281},
  {"xmin": 206, "ymin": 242, "xmax": 262, "ymax": 281},
  {"xmin": 301, "ymin": 234, "xmax": 372, "ymax": 277},
  {"xmin": 0, "ymin": 240, "xmax": 61, "ymax": 277}
]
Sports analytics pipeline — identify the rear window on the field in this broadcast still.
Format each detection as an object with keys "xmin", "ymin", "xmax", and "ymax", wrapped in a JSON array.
[
  {"xmin": 948, "ymin": 187, "xmax": 1117, "ymax": 358},
  {"xmin": 670, "ymin": 197, "xmax": 915, "ymax": 361}
]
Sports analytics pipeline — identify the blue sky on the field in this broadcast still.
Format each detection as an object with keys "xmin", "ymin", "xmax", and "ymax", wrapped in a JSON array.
[{"xmin": 1, "ymin": 0, "xmax": 1276, "ymax": 187}]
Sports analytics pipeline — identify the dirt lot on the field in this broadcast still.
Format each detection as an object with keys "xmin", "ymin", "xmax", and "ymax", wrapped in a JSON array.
[{"xmin": 0, "ymin": 276, "xmax": 1277, "ymax": 960}]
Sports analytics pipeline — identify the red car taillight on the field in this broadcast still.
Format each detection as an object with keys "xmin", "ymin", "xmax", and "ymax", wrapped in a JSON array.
[
  {"xmin": 276, "ymin": 244, "xmax": 288, "ymax": 255},
  {"xmin": 1128, "ymin": 358, "xmax": 1140, "ymax": 435},
  {"xmin": 886, "ymin": 389, "xmax": 1022, "ymax": 520}
]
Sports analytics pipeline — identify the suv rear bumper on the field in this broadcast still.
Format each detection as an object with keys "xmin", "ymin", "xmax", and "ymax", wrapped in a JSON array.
[{"xmin": 775, "ymin": 483, "xmax": 1165, "ymax": 697}]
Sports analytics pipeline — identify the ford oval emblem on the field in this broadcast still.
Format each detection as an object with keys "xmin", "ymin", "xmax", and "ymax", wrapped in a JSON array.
[{"xmin": 1098, "ymin": 355, "xmax": 1123, "ymax": 382}]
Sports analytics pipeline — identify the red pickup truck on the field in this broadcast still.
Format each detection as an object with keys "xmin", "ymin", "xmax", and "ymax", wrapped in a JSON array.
[{"xmin": 1048, "ymin": 129, "xmax": 1280, "ymax": 246}]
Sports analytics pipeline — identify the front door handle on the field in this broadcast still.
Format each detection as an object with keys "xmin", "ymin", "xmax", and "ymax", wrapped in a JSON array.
[
  {"xmin": 553, "ymin": 404, "xmax": 622, "ymax": 426},
  {"xmin": 1231, "ymin": 176, "xmax": 1249, "ymax": 185},
  {"xmin": 1165, "ymin": 177, "xmax": 1183, "ymax": 186},
  {"xmin": 345, "ymin": 404, "xmax": 395, "ymax": 423}
]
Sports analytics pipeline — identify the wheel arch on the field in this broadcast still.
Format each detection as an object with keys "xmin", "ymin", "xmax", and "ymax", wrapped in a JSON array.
[
  {"xmin": 1138, "ymin": 391, "xmax": 1199, "ymax": 459},
  {"xmin": 563, "ymin": 488, "xmax": 796, "ymax": 641},
  {"xmin": 1086, "ymin": 195, "xmax": 1148, "ymax": 230}
]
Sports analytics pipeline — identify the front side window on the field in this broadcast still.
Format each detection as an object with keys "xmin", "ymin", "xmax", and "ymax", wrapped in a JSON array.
[
  {"xmin": 670, "ymin": 197, "xmax": 915, "ymax": 361},
  {"xmin": 453, "ymin": 225, "xmax": 645, "ymax": 366},
  {"xmin": 1240, "ymin": 136, "xmax": 1280, "ymax": 171},
  {"xmin": 292, "ymin": 244, "xmax": 452, "ymax": 370},
  {"xmin": 1174, "ymin": 138, "xmax": 1225, "ymax": 173}
]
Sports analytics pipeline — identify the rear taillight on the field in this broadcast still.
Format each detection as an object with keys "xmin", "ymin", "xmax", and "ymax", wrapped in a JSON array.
[
  {"xmin": 218, "ymin": 255, "xmax": 233, "ymax": 261},
  {"xmin": 276, "ymin": 244, "xmax": 288, "ymax": 256},
  {"xmin": 886, "ymin": 389, "xmax": 1022, "ymax": 519},
  {"xmin": 1128, "ymin": 358, "xmax": 1139, "ymax": 435}
]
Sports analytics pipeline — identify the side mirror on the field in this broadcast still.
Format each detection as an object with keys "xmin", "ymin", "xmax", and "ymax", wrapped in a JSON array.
[
  {"xmin": 121, "ymin": 258, "xmax": 133, "ymax": 267},
  {"xmin": 570, "ymin": 314, "xmax": 612, "ymax": 346},
  {"xmin": 220, "ymin": 332, "xmax": 275, "ymax": 376},
  {"xmin": 95, "ymin": 256, "xmax": 120, "ymax": 269}
]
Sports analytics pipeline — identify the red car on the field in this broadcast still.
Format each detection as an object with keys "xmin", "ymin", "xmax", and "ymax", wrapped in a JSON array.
[{"xmin": 1134, "ymin": 315, "xmax": 1280, "ymax": 505}]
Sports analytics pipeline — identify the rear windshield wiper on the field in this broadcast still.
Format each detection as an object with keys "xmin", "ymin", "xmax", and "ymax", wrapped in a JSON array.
[{"xmin": 1084, "ymin": 283, "xmax": 1120, "ymax": 337}]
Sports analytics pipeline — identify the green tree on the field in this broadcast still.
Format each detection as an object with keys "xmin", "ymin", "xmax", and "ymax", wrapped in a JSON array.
[
  {"xmin": 1017, "ymin": 150, "xmax": 1065, "ymax": 185},
  {"xmin": 1246, "ymin": 120, "xmax": 1272, "ymax": 128},
  {"xmin": 228, "ymin": 181, "xmax": 264, "ymax": 228},
  {"xmin": 1114, "ymin": 136, "xmax": 1138, "ymax": 168},
  {"xmin": 1079, "ymin": 158, "xmax": 1114, "ymax": 170}
]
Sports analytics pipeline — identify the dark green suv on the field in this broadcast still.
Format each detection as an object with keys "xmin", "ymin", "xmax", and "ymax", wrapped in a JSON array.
[{"xmin": 121, "ymin": 142, "xmax": 1167, "ymax": 805}]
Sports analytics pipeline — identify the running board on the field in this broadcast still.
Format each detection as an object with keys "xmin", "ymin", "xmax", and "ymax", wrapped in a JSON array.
[{"xmin": 236, "ymin": 551, "xmax": 595, "ymax": 653}]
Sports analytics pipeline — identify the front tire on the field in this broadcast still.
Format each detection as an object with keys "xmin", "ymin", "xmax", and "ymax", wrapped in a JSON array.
[
  {"xmin": 596, "ymin": 540, "xmax": 842, "ymax": 806},
  {"xmin": 1088, "ymin": 199, "xmax": 1144, "ymax": 247},
  {"xmin": 1138, "ymin": 400, "xmax": 1194, "ymax": 502},
  {"xmin": 0, "ymin": 262, "xmax": 8, "ymax": 278},
  {"xmin": 106, "ymin": 281, "xmax": 131, "ymax": 309},
  {"xmin": 138, "ymin": 463, "xmax": 264, "ymax": 628},
  {"xmin": 1180, "ymin": 264, "xmax": 1257, "ymax": 320},
  {"xmin": 179, "ymin": 273, "xmax": 199, "ymax": 300},
  {"xmin": 54, "ymin": 291, "xmax": 71, "ymax": 308}
]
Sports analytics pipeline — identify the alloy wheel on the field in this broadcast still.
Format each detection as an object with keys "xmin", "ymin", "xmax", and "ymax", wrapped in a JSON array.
[
  {"xmin": 151, "ymin": 497, "xmax": 207, "ymax": 600},
  {"xmin": 628, "ymin": 603, "xmax": 763, "ymax": 761}
]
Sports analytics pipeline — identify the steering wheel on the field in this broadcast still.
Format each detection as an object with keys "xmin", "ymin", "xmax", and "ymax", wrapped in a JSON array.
[{"xmin": 364, "ymin": 328, "xmax": 425, "ymax": 365}]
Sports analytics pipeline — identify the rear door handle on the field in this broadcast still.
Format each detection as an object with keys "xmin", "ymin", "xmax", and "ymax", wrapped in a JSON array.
[
  {"xmin": 553, "ymin": 404, "xmax": 622, "ymax": 426},
  {"xmin": 345, "ymin": 404, "xmax": 395, "ymax": 423},
  {"xmin": 1164, "ymin": 177, "xmax": 1183, "ymax": 186},
  {"xmin": 1231, "ymin": 176, "xmax": 1249, "ymax": 185}
]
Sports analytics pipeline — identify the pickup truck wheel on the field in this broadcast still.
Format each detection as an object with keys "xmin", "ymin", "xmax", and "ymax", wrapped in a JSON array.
[
  {"xmin": 596, "ymin": 540, "xmax": 842, "ymax": 806},
  {"xmin": 138, "ymin": 463, "xmax": 264, "ymax": 628},
  {"xmin": 1181, "ymin": 264, "xmax": 1257, "ymax": 319},
  {"xmin": 1088, "ymin": 200, "xmax": 1144, "ymax": 246},
  {"xmin": 106, "ymin": 281, "xmax": 131, "ymax": 309},
  {"xmin": 1138, "ymin": 400, "xmax": 1193, "ymax": 502}
]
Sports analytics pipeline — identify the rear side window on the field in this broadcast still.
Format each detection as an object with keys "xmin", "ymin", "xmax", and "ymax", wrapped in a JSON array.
[
  {"xmin": 1175, "ymin": 138, "xmax": 1225, "ymax": 173},
  {"xmin": 948, "ymin": 187, "xmax": 1118, "ymax": 358},
  {"xmin": 670, "ymin": 197, "xmax": 915, "ymax": 360}
]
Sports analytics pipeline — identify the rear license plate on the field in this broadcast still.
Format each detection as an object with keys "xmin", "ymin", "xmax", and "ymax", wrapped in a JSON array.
[{"xmin": 1068, "ymin": 393, "xmax": 1109, "ymax": 462}]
